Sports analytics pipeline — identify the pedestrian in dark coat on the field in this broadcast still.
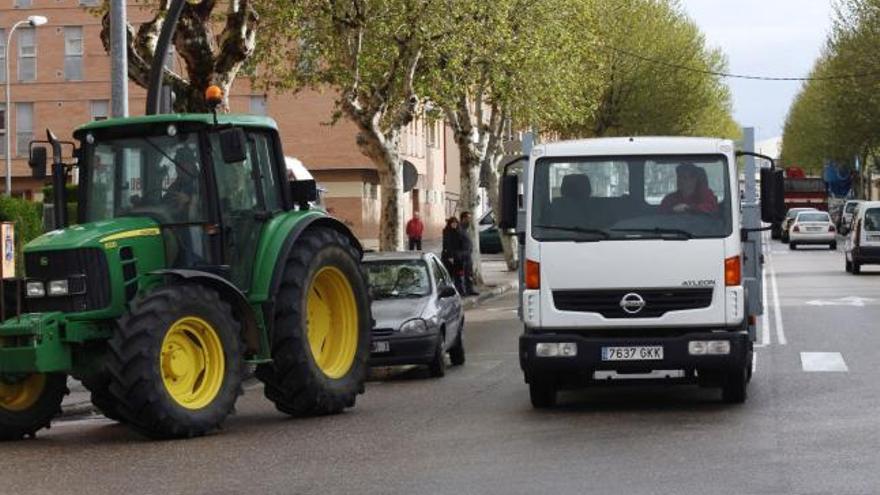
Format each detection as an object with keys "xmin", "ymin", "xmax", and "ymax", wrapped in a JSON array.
[{"xmin": 442, "ymin": 217, "xmax": 464, "ymax": 293}]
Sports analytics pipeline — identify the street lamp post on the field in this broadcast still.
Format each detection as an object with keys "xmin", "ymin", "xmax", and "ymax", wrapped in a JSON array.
[{"xmin": 5, "ymin": 15, "xmax": 47, "ymax": 196}]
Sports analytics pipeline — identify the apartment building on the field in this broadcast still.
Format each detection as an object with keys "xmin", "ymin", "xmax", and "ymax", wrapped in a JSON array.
[{"xmin": 1, "ymin": 0, "xmax": 457, "ymax": 243}]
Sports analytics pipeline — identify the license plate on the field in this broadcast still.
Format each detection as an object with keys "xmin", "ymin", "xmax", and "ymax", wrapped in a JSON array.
[
  {"xmin": 601, "ymin": 346, "xmax": 663, "ymax": 361},
  {"xmin": 807, "ymin": 227, "xmax": 822, "ymax": 232},
  {"xmin": 371, "ymin": 341, "xmax": 390, "ymax": 353}
]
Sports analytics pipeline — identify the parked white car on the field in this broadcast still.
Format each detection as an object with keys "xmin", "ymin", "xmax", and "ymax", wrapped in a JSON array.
[
  {"xmin": 845, "ymin": 200, "xmax": 880, "ymax": 274},
  {"xmin": 788, "ymin": 211, "xmax": 836, "ymax": 250},
  {"xmin": 840, "ymin": 200, "xmax": 863, "ymax": 234}
]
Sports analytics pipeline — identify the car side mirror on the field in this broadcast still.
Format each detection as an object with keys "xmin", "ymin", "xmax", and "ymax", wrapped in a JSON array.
[
  {"xmin": 290, "ymin": 179, "xmax": 318, "ymax": 209},
  {"xmin": 29, "ymin": 145, "xmax": 47, "ymax": 179},
  {"xmin": 218, "ymin": 127, "xmax": 247, "ymax": 163},
  {"xmin": 499, "ymin": 175, "xmax": 518, "ymax": 230},
  {"xmin": 438, "ymin": 285, "xmax": 457, "ymax": 298},
  {"xmin": 760, "ymin": 168, "xmax": 785, "ymax": 223}
]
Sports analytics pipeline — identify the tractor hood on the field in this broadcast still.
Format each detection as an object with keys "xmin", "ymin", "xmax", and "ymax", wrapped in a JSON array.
[{"xmin": 25, "ymin": 217, "xmax": 160, "ymax": 252}]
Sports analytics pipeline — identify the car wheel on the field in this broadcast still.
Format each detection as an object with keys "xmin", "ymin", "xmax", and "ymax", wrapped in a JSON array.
[
  {"xmin": 428, "ymin": 336, "xmax": 447, "ymax": 378},
  {"xmin": 846, "ymin": 258, "xmax": 853, "ymax": 273},
  {"xmin": 789, "ymin": 242, "xmax": 796, "ymax": 250},
  {"xmin": 449, "ymin": 325, "xmax": 465, "ymax": 367},
  {"xmin": 830, "ymin": 241, "xmax": 837, "ymax": 250}
]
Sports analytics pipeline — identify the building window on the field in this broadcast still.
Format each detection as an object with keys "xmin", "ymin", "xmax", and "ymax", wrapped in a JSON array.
[
  {"xmin": 90, "ymin": 100, "xmax": 109, "ymax": 121},
  {"xmin": 18, "ymin": 28, "xmax": 36, "ymax": 82},
  {"xmin": 64, "ymin": 27, "xmax": 84, "ymax": 81},
  {"xmin": 14, "ymin": 0, "xmax": 32, "ymax": 7},
  {"xmin": 426, "ymin": 121, "xmax": 437, "ymax": 148},
  {"xmin": 0, "ymin": 105, "xmax": 6, "ymax": 157},
  {"xmin": 249, "ymin": 95, "xmax": 267, "ymax": 116},
  {"xmin": 16, "ymin": 103, "xmax": 33, "ymax": 157},
  {"xmin": 0, "ymin": 30, "xmax": 5, "ymax": 84}
]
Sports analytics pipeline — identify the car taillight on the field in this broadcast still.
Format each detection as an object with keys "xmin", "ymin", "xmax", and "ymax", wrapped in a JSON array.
[
  {"xmin": 829, "ymin": 225, "xmax": 836, "ymax": 232},
  {"xmin": 525, "ymin": 259, "xmax": 540, "ymax": 290},
  {"xmin": 725, "ymin": 255, "xmax": 741, "ymax": 286},
  {"xmin": 793, "ymin": 225, "xmax": 800, "ymax": 232}
]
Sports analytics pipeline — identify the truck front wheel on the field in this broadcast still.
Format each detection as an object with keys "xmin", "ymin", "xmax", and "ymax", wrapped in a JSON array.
[
  {"xmin": 0, "ymin": 373, "xmax": 67, "ymax": 440},
  {"xmin": 529, "ymin": 378, "xmax": 557, "ymax": 409},
  {"xmin": 721, "ymin": 365, "xmax": 748, "ymax": 404}
]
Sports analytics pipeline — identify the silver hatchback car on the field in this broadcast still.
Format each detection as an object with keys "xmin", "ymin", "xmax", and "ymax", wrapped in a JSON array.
[{"xmin": 364, "ymin": 252, "xmax": 465, "ymax": 377}]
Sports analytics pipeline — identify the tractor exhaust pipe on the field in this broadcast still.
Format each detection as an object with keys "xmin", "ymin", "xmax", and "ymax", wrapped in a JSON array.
[{"xmin": 47, "ymin": 130, "xmax": 67, "ymax": 228}]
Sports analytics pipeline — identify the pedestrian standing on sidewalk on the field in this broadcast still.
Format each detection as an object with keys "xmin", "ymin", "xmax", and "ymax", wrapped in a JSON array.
[
  {"xmin": 458, "ymin": 211, "xmax": 479, "ymax": 296},
  {"xmin": 442, "ymin": 217, "xmax": 464, "ymax": 293},
  {"xmin": 406, "ymin": 212, "xmax": 424, "ymax": 251}
]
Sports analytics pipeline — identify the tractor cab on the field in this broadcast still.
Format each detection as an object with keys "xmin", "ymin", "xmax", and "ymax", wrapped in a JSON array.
[{"xmin": 72, "ymin": 115, "xmax": 296, "ymax": 289}]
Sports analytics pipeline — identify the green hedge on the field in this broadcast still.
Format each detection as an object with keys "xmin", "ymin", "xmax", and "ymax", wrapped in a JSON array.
[
  {"xmin": 0, "ymin": 196, "xmax": 43, "ymax": 276},
  {"xmin": 42, "ymin": 183, "xmax": 79, "ymax": 203}
]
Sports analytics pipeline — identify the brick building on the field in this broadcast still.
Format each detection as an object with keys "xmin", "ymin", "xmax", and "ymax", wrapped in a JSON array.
[{"xmin": 1, "ymin": 0, "xmax": 459, "ymax": 243}]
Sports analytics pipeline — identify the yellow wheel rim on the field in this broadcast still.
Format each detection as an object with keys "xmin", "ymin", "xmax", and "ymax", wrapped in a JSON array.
[
  {"xmin": 160, "ymin": 316, "xmax": 225, "ymax": 410},
  {"xmin": 0, "ymin": 374, "xmax": 46, "ymax": 412},
  {"xmin": 307, "ymin": 266, "xmax": 359, "ymax": 379}
]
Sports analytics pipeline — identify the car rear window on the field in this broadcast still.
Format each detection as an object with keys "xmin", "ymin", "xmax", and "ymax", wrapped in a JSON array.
[
  {"xmin": 846, "ymin": 202, "xmax": 860, "ymax": 213},
  {"xmin": 797, "ymin": 212, "xmax": 829, "ymax": 223}
]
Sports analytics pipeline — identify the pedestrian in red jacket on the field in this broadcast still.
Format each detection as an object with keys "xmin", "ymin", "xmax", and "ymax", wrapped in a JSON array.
[{"xmin": 406, "ymin": 212, "xmax": 425, "ymax": 250}]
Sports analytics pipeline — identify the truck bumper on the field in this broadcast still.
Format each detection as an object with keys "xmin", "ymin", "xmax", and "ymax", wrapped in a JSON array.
[
  {"xmin": 0, "ymin": 313, "xmax": 71, "ymax": 374},
  {"xmin": 519, "ymin": 328, "xmax": 750, "ymax": 386}
]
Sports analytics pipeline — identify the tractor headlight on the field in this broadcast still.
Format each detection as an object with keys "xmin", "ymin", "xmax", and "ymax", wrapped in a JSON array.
[
  {"xmin": 25, "ymin": 281, "xmax": 45, "ymax": 298},
  {"xmin": 399, "ymin": 318, "xmax": 428, "ymax": 335},
  {"xmin": 47, "ymin": 279, "xmax": 69, "ymax": 297}
]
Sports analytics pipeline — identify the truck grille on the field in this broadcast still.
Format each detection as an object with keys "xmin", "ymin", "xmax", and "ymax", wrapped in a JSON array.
[
  {"xmin": 552, "ymin": 288, "xmax": 713, "ymax": 318},
  {"xmin": 24, "ymin": 248, "xmax": 111, "ymax": 313}
]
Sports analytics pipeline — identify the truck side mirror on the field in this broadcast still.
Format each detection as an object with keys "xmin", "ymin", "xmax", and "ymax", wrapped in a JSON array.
[
  {"xmin": 760, "ymin": 168, "xmax": 785, "ymax": 223},
  {"xmin": 499, "ymin": 175, "xmax": 519, "ymax": 230},
  {"xmin": 218, "ymin": 127, "xmax": 247, "ymax": 163},
  {"xmin": 29, "ymin": 146, "xmax": 47, "ymax": 179},
  {"xmin": 290, "ymin": 179, "xmax": 318, "ymax": 209}
]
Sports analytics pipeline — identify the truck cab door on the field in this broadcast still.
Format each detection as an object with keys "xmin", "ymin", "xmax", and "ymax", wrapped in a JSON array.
[{"xmin": 211, "ymin": 129, "xmax": 282, "ymax": 290}]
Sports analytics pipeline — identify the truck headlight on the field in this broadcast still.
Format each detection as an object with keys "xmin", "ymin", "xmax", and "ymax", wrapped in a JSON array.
[
  {"xmin": 25, "ymin": 281, "xmax": 45, "ymax": 298},
  {"xmin": 689, "ymin": 340, "xmax": 731, "ymax": 355},
  {"xmin": 536, "ymin": 342, "xmax": 577, "ymax": 357},
  {"xmin": 399, "ymin": 318, "xmax": 428, "ymax": 335},
  {"xmin": 48, "ymin": 279, "xmax": 69, "ymax": 297}
]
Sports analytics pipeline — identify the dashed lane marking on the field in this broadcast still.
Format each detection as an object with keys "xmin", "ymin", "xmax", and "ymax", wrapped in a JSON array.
[{"xmin": 801, "ymin": 352, "xmax": 848, "ymax": 372}]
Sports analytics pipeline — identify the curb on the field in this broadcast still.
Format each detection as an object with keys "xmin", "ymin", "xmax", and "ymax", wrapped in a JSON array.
[
  {"xmin": 60, "ymin": 282, "xmax": 518, "ymax": 418},
  {"xmin": 461, "ymin": 279, "xmax": 518, "ymax": 310}
]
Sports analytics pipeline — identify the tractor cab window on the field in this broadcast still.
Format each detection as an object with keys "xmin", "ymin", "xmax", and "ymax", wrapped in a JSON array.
[{"xmin": 84, "ymin": 133, "xmax": 207, "ymax": 225}]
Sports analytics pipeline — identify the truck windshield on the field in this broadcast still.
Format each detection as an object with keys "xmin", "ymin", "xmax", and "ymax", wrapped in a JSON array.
[
  {"xmin": 531, "ymin": 155, "xmax": 732, "ymax": 241},
  {"xmin": 84, "ymin": 132, "xmax": 207, "ymax": 225}
]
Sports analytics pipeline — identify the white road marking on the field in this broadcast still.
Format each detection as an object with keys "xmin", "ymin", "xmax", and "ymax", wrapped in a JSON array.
[
  {"xmin": 801, "ymin": 352, "xmax": 848, "ymax": 372},
  {"xmin": 761, "ymin": 242, "xmax": 771, "ymax": 346},
  {"xmin": 805, "ymin": 296, "xmax": 875, "ymax": 307},
  {"xmin": 768, "ymin": 250, "xmax": 787, "ymax": 345}
]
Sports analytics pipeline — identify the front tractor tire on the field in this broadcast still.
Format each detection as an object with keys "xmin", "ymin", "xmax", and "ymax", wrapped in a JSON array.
[
  {"xmin": 0, "ymin": 373, "xmax": 68, "ymax": 440},
  {"xmin": 107, "ymin": 285, "xmax": 243, "ymax": 439},
  {"xmin": 256, "ymin": 227, "xmax": 371, "ymax": 417}
]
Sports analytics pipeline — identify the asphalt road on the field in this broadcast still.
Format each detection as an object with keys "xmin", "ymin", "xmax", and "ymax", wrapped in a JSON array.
[{"xmin": 6, "ymin": 237, "xmax": 880, "ymax": 495}]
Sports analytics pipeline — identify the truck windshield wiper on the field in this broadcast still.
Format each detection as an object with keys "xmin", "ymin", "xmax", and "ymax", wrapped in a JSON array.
[
  {"xmin": 533, "ymin": 224, "xmax": 610, "ymax": 239},
  {"xmin": 610, "ymin": 227, "xmax": 694, "ymax": 239}
]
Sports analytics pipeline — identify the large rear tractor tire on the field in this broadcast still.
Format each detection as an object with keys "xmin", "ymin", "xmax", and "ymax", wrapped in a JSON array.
[
  {"xmin": 256, "ymin": 227, "xmax": 371, "ymax": 417},
  {"xmin": 0, "ymin": 373, "xmax": 68, "ymax": 440},
  {"xmin": 107, "ymin": 285, "xmax": 243, "ymax": 439}
]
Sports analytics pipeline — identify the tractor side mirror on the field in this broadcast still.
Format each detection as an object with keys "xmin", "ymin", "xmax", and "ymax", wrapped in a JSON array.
[
  {"xmin": 760, "ymin": 168, "xmax": 785, "ymax": 223},
  {"xmin": 499, "ymin": 175, "xmax": 519, "ymax": 230},
  {"xmin": 290, "ymin": 179, "xmax": 318, "ymax": 209},
  {"xmin": 218, "ymin": 127, "xmax": 247, "ymax": 163},
  {"xmin": 29, "ymin": 145, "xmax": 47, "ymax": 180}
]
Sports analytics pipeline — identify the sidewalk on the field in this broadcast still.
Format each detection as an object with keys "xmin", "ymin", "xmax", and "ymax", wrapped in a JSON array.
[{"xmin": 61, "ymin": 251, "xmax": 519, "ymax": 417}]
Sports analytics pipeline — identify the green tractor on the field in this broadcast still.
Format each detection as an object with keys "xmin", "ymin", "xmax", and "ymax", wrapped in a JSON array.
[{"xmin": 0, "ymin": 95, "xmax": 372, "ymax": 439}]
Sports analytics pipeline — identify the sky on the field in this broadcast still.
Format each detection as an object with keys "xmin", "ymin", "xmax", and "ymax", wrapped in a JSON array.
[{"xmin": 680, "ymin": 0, "xmax": 834, "ymax": 141}]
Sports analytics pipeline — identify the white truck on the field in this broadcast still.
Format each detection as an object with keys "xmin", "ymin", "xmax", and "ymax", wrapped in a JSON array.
[{"xmin": 498, "ymin": 137, "xmax": 783, "ymax": 407}]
